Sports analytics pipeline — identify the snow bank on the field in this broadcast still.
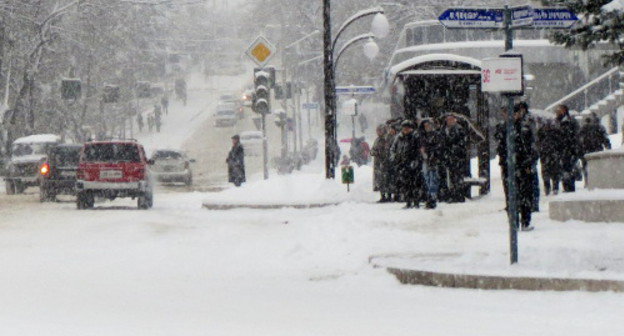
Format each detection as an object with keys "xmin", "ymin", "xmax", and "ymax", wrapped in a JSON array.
[{"xmin": 203, "ymin": 165, "xmax": 377, "ymax": 205}]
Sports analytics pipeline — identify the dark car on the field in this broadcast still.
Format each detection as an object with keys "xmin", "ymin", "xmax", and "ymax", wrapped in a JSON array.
[{"xmin": 39, "ymin": 144, "xmax": 83, "ymax": 202}]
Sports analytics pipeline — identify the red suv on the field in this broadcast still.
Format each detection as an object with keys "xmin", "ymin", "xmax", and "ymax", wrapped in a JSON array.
[{"xmin": 75, "ymin": 140, "xmax": 154, "ymax": 209}]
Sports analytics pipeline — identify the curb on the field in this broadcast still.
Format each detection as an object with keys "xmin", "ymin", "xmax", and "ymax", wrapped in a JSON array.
[
  {"xmin": 202, "ymin": 202, "xmax": 340, "ymax": 210},
  {"xmin": 383, "ymin": 267, "xmax": 624, "ymax": 292}
]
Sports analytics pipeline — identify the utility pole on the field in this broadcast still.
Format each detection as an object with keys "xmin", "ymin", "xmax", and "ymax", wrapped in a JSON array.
[
  {"xmin": 503, "ymin": 6, "xmax": 519, "ymax": 264},
  {"xmin": 323, "ymin": 0, "xmax": 337, "ymax": 179}
]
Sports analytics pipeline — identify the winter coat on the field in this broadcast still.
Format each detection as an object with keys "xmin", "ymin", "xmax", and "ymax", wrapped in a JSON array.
[
  {"xmin": 579, "ymin": 122, "xmax": 611, "ymax": 156},
  {"xmin": 442, "ymin": 124, "xmax": 468, "ymax": 173},
  {"xmin": 555, "ymin": 114, "xmax": 581, "ymax": 171},
  {"xmin": 371, "ymin": 134, "xmax": 390, "ymax": 192},
  {"xmin": 392, "ymin": 131, "xmax": 421, "ymax": 192},
  {"xmin": 494, "ymin": 122, "xmax": 507, "ymax": 167},
  {"xmin": 227, "ymin": 144, "xmax": 246, "ymax": 185},
  {"xmin": 420, "ymin": 130, "xmax": 443, "ymax": 169},
  {"xmin": 537, "ymin": 123, "xmax": 562, "ymax": 176}
]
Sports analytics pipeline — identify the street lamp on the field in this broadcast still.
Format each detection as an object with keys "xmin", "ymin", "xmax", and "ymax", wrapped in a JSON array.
[{"xmin": 323, "ymin": 3, "xmax": 388, "ymax": 179}]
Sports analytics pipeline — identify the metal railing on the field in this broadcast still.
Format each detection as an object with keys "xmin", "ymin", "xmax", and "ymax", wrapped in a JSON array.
[{"xmin": 544, "ymin": 66, "xmax": 622, "ymax": 113}]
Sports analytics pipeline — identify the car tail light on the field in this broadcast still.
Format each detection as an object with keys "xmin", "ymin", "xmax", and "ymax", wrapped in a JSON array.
[{"xmin": 40, "ymin": 162, "xmax": 50, "ymax": 176}]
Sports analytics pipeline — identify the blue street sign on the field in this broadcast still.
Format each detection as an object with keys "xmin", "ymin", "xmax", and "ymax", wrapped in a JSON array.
[
  {"xmin": 438, "ymin": 8, "xmax": 504, "ymax": 29},
  {"xmin": 303, "ymin": 102, "xmax": 319, "ymax": 110},
  {"xmin": 336, "ymin": 86, "xmax": 376, "ymax": 95},
  {"xmin": 532, "ymin": 8, "xmax": 578, "ymax": 29},
  {"xmin": 510, "ymin": 5, "xmax": 533, "ymax": 28},
  {"xmin": 440, "ymin": 6, "xmax": 577, "ymax": 30}
]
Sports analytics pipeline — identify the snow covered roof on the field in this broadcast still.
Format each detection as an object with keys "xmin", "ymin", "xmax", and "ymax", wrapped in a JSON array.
[
  {"xmin": 388, "ymin": 53, "xmax": 482, "ymax": 79},
  {"xmin": 603, "ymin": 0, "xmax": 624, "ymax": 12},
  {"xmin": 13, "ymin": 134, "xmax": 60, "ymax": 144}
]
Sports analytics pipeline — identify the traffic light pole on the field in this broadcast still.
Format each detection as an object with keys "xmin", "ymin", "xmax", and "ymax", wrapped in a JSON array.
[{"xmin": 262, "ymin": 112, "xmax": 269, "ymax": 180}]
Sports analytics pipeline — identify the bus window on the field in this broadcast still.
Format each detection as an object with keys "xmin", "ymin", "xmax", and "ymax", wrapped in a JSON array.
[{"xmin": 426, "ymin": 25, "xmax": 444, "ymax": 44}]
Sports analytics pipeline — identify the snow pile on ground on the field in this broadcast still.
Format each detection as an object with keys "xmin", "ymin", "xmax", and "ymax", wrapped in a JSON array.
[{"xmin": 203, "ymin": 164, "xmax": 377, "ymax": 205}]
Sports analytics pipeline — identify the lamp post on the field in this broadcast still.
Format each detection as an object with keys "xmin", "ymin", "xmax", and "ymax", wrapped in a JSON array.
[{"xmin": 323, "ymin": 4, "xmax": 388, "ymax": 179}]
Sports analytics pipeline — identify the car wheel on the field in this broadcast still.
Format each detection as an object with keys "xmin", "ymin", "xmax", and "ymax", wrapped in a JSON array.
[
  {"xmin": 14, "ymin": 181, "xmax": 25, "ymax": 194},
  {"xmin": 77, "ymin": 191, "xmax": 94, "ymax": 209},
  {"xmin": 5, "ymin": 181, "xmax": 15, "ymax": 195}
]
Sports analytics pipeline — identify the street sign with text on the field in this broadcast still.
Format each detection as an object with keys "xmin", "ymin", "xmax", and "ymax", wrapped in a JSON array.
[
  {"xmin": 531, "ymin": 8, "xmax": 578, "ymax": 29},
  {"xmin": 336, "ymin": 86, "xmax": 376, "ymax": 95},
  {"xmin": 439, "ymin": 8, "xmax": 503, "ymax": 29}
]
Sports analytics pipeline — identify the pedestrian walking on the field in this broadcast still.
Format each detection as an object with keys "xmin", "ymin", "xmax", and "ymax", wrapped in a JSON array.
[
  {"xmin": 136, "ymin": 113, "xmax": 144, "ymax": 132},
  {"xmin": 154, "ymin": 104, "xmax": 162, "ymax": 133},
  {"xmin": 226, "ymin": 135, "xmax": 246, "ymax": 187},
  {"xmin": 161, "ymin": 94, "xmax": 169, "ymax": 115},
  {"xmin": 554, "ymin": 104, "xmax": 581, "ymax": 192},
  {"xmin": 517, "ymin": 102, "xmax": 540, "ymax": 211},
  {"xmin": 147, "ymin": 114, "xmax": 154, "ymax": 132},
  {"xmin": 537, "ymin": 119, "xmax": 562, "ymax": 195},
  {"xmin": 392, "ymin": 120, "xmax": 423, "ymax": 208},
  {"xmin": 371, "ymin": 125, "xmax": 390, "ymax": 202},
  {"xmin": 419, "ymin": 119, "xmax": 443, "ymax": 209},
  {"xmin": 579, "ymin": 113, "xmax": 611, "ymax": 184},
  {"xmin": 442, "ymin": 114, "xmax": 468, "ymax": 203}
]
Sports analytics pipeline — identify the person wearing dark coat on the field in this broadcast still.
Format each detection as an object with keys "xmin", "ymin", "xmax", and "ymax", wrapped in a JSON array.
[
  {"xmin": 554, "ymin": 105, "xmax": 581, "ymax": 192},
  {"xmin": 227, "ymin": 135, "xmax": 246, "ymax": 187},
  {"xmin": 494, "ymin": 109, "xmax": 509, "ymax": 209},
  {"xmin": 371, "ymin": 125, "xmax": 390, "ymax": 202},
  {"xmin": 537, "ymin": 119, "xmax": 562, "ymax": 195},
  {"xmin": 579, "ymin": 115, "xmax": 611, "ymax": 184},
  {"xmin": 442, "ymin": 115, "xmax": 468, "ymax": 203},
  {"xmin": 392, "ymin": 120, "xmax": 423, "ymax": 208},
  {"xmin": 386, "ymin": 120, "xmax": 401, "ymax": 202},
  {"xmin": 498, "ymin": 107, "xmax": 538, "ymax": 230},
  {"xmin": 419, "ymin": 119, "xmax": 443, "ymax": 209},
  {"xmin": 517, "ymin": 102, "xmax": 540, "ymax": 211}
]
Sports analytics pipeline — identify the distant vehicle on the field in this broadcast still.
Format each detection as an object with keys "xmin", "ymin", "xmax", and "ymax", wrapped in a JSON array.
[
  {"xmin": 213, "ymin": 108, "xmax": 238, "ymax": 127},
  {"xmin": 39, "ymin": 144, "xmax": 82, "ymax": 202},
  {"xmin": 219, "ymin": 94, "xmax": 237, "ymax": 103},
  {"xmin": 239, "ymin": 131, "xmax": 265, "ymax": 156},
  {"xmin": 241, "ymin": 89, "xmax": 253, "ymax": 107},
  {"xmin": 4, "ymin": 134, "xmax": 61, "ymax": 195},
  {"xmin": 75, "ymin": 140, "xmax": 154, "ymax": 209},
  {"xmin": 150, "ymin": 149, "xmax": 194, "ymax": 186}
]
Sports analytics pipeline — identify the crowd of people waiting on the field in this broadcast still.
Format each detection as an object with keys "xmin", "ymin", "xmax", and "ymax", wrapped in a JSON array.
[{"xmin": 370, "ymin": 102, "xmax": 612, "ymax": 231}]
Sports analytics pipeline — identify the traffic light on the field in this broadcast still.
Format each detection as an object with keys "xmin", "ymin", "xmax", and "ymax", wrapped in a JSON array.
[
  {"xmin": 103, "ymin": 85, "xmax": 120, "ymax": 103},
  {"xmin": 61, "ymin": 79, "xmax": 81, "ymax": 100},
  {"xmin": 253, "ymin": 68, "xmax": 271, "ymax": 114},
  {"xmin": 254, "ymin": 66, "xmax": 275, "ymax": 88}
]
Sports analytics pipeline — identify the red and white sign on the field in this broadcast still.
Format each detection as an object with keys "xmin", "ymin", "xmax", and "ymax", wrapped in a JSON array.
[{"xmin": 481, "ymin": 56, "xmax": 524, "ymax": 94}]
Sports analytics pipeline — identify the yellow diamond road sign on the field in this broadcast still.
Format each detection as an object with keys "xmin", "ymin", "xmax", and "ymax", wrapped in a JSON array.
[{"xmin": 246, "ymin": 36, "xmax": 276, "ymax": 67}]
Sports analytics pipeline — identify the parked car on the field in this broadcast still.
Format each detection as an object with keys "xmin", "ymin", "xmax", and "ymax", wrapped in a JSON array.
[
  {"xmin": 39, "ymin": 144, "xmax": 82, "ymax": 202},
  {"xmin": 150, "ymin": 149, "xmax": 194, "ymax": 186},
  {"xmin": 75, "ymin": 140, "xmax": 154, "ymax": 209},
  {"xmin": 4, "ymin": 134, "xmax": 61, "ymax": 194},
  {"xmin": 240, "ymin": 131, "xmax": 265, "ymax": 156},
  {"xmin": 213, "ymin": 107, "xmax": 238, "ymax": 127}
]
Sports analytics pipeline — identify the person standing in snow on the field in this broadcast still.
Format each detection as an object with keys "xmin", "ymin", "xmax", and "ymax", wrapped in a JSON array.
[
  {"xmin": 516, "ymin": 102, "xmax": 540, "ymax": 211},
  {"xmin": 136, "ymin": 113, "xmax": 144, "ymax": 132},
  {"xmin": 554, "ymin": 104, "xmax": 581, "ymax": 192},
  {"xmin": 537, "ymin": 119, "xmax": 563, "ymax": 195},
  {"xmin": 419, "ymin": 119, "xmax": 443, "ymax": 209},
  {"xmin": 441, "ymin": 114, "xmax": 468, "ymax": 203},
  {"xmin": 226, "ymin": 135, "xmax": 246, "ymax": 187},
  {"xmin": 494, "ymin": 108, "xmax": 510, "ymax": 209},
  {"xmin": 386, "ymin": 120, "xmax": 401, "ymax": 202},
  {"xmin": 579, "ymin": 113, "xmax": 611, "ymax": 184},
  {"xmin": 371, "ymin": 125, "xmax": 390, "ymax": 202},
  {"xmin": 147, "ymin": 114, "xmax": 154, "ymax": 132},
  {"xmin": 393, "ymin": 120, "xmax": 423, "ymax": 208},
  {"xmin": 161, "ymin": 94, "xmax": 169, "ymax": 115},
  {"xmin": 498, "ymin": 105, "xmax": 538, "ymax": 230}
]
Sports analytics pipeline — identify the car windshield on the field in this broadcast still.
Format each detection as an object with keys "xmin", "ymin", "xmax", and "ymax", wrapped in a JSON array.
[
  {"xmin": 83, "ymin": 143, "xmax": 141, "ymax": 162},
  {"xmin": 152, "ymin": 151, "xmax": 183, "ymax": 160},
  {"xmin": 217, "ymin": 110, "xmax": 235, "ymax": 116},
  {"xmin": 217, "ymin": 103, "xmax": 236, "ymax": 110},
  {"xmin": 52, "ymin": 147, "xmax": 81, "ymax": 166},
  {"xmin": 12, "ymin": 142, "xmax": 54, "ymax": 156}
]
